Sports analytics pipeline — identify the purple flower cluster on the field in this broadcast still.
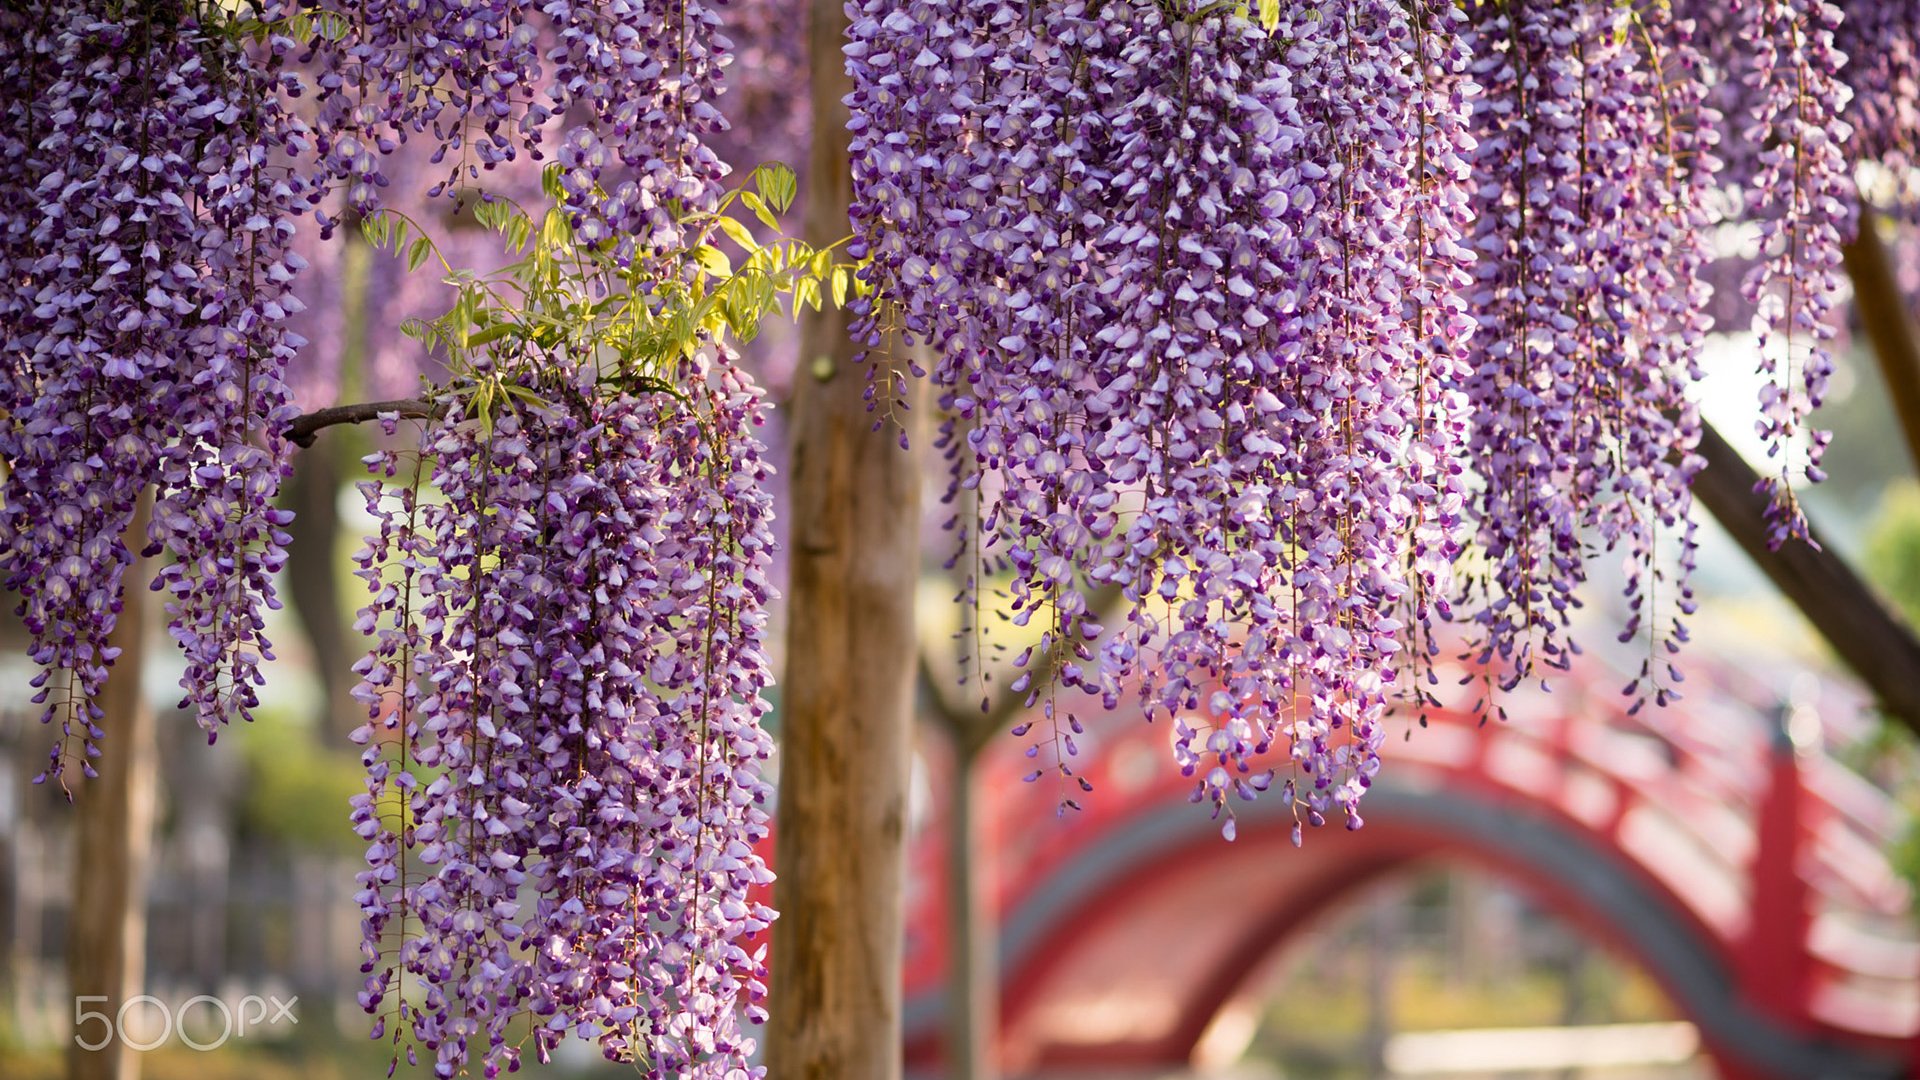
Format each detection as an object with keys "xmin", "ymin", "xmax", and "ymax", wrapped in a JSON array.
[
  {"xmin": 351, "ymin": 351, "xmax": 777, "ymax": 1078},
  {"xmin": 299, "ymin": 0, "xmax": 733, "ymax": 259},
  {"xmin": 299, "ymin": 0, "xmax": 546, "ymax": 226},
  {"xmin": 1735, "ymin": 0, "xmax": 1855, "ymax": 544},
  {"xmin": 847, "ymin": 0, "xmax": 1480, "ymax": 836},
  {"xmin": 6, "ymin": 1, "xmax": 780, "ymax": 1064},
  {"xmin": 847, "ymin": 0, "xmax": 1895, "ymax": 830},
  {"xmin": 1458, "ymin": 0, "xmax": 1719, "ymax": 705},
  {"xmin": 1836, "ymin": 0, "xmax": 1920, "ymax": 218},
  {"xmin": 0, "ymin": 2, "xmax": 308, "ymax": 788}
]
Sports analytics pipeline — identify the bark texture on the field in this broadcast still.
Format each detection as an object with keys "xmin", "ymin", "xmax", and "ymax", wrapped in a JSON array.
[
  {"xmin": 762, "ymin": 0, "xmax": 922, "ymax": 1072},
  {"xmin": 1842, "ymin": 216, "xmax": 1920, "ymax": 474},
  {"xmin": 67, "ymin": 495, "xmax": 158, "ymax": 1080}
]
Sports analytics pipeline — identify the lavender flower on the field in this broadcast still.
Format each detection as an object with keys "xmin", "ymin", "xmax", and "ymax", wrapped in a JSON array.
[{"xmin": 0, "ymin": 2, "xmax": 306, "ymax": 786}]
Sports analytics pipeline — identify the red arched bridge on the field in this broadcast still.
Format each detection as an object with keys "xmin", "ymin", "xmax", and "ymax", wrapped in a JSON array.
[{"xmin": 887, "ymin": 654, "xmax": 1920, "ymax": 1079}]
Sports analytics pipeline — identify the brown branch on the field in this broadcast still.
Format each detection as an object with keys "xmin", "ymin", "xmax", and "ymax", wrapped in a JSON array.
[
  {"xmin": 282, "ymin": 398, "xmax": 438, "ymax": 448},
  {"xmin": 1692, "ymin": 421, "xmax": 1920, "ymax": 728},
  {"xmin": 1842, "ymin": 214, "xmax": 1920, "ymax": 475},
  {"xmin": 919, "ymin": 582, "xmax": 1127, "ymax": 757}
]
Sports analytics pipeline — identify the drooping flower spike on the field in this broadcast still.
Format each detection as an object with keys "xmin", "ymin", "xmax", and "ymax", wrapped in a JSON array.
[
  {"xmin": 0, "ymin": 3, "xmax": 308, "ymax": 787},
  {"xmin": 846, "ymin": 0, "xmax": 1888, "ymax": 837},
  {"xmin": 351, "ymin": 352, "xmax": 777, "ymax": 1079}
]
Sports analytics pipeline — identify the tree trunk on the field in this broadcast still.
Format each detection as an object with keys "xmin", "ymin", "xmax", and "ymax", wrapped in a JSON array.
[
  {"xmin": 67, "ymin": 495, "xmax": 158, "ymax": 1080},
  {"xmin": 285, "ymin": 439, "xmax": 358, "ymax": 739},
  {"xmin": 1692, "ymin": 423, "xmax": 1920, "ymax": 726},
  {"xmin": 944, "ymin": 751, "xmax": 996, "ymax": 1080},
  {"xmin": 763, "ymin": 0, "xmax": 921, "ymax": 1073}
]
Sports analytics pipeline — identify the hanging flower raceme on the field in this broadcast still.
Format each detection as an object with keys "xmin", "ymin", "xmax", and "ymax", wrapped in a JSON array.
[
  {"xmin": 0, "ymin": 2, "xmax": 308, "ymax": 789},
  {"xmin": 351, "ymin": 350, "xmax": 777, "ymax": 1079},
  {"xmin": 297, "ymin": 0, "xmax": 548, "ymax": 227},
  {"xmin": 298, "ymin": 0, "xmax": 734, "ymax": 259},
  {"xmin": 849, "ymin": 0, "xmax": 1480, "ymax": 836},
  {"xmin": 1837, "ymin": 0, "xmax": 1920, "ymax": 217},
  {"xmin": 847, "ymin": 0, "xmax": 1854, "ymax": 832},
  {"xmin": 1457, "ymin": 0, "xmax": 1720, "ymax": 706},
  {"xmin": 1736, "ymin": 0, "xmax": 1855, "ymax": 544},
  {"xmin": 1396, "ymin": 0, "xmax": 1480, "ymax": 716}
]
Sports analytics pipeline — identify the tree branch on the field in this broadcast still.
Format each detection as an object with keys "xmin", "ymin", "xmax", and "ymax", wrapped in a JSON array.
[
  {"xmin": 1692, "ymin": 421, "xmax": 1920, "ymax": 728},
  {"xmin": 282, "ymin": 398, "xmax": 438, "ymax": 448},
  {"xmin": 919, "ymin": 582, "xmax": 1127, "ymax": 757},
  {"xmin": 1842, "ymin": 214, "xmax": 1920, "ymax": 475}
]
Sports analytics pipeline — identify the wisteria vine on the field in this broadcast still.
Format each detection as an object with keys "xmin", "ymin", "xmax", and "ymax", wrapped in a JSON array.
[
  {"xmin": 0, "ymin": 0, "xmax": 798, "ymax": 1075},
  {"xmin": 0, "ymin": 2, "xmax": 309, "ymax": 786},
  {"xmin": 352, "ymin": 351, "xmax": 777, "ymax": 1078},
  {"xmin": 845, "ymin": 0, "xmax": 1905, "ymax": 836},
  {"xmin": 1, "ymin": 0, "xmax": 1917, "ymax": 1070}
]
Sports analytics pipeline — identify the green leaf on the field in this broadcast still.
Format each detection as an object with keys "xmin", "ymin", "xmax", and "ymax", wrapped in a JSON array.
[
  {"xmin": 500, "ymin": 383, "xmax": 548, "ymax": 407},
  {"xmin": 541, "ymin": 209, "xmax": 571, "ymax": 250},
  {"xmin": 794, "ymin": 277, "xmax": 821, "ymax": 312},
  {"xmin": 541, "ymin": 163, "xmax": 567, "ymax": 202},
  {"xmin": 716, "ymin": 215, "xmax": 757, "ymax": 252},
  {"xmin": 741, "ymin": 191, "xmax": 781, "ymax": 232},
  {"xmin": 1258, "ymin": 0, "xmax": 1280, "ymax": 30},
  {"xmin": 754, "ymin": 163, "xmax": 797, "ymax": 215},
  {"xmin": 830, "ymin": 266, "xmax": 850, "ymax": 309},
  {"xmin": 465, "ymin": 324, "xmax": 518, "ymax": 349},
  {"xmin": 693, "ymin": 245, "xmax": 733, "ymax": 277},
  {"xmin": 506, "ymin": 214, "xmax": 532, "ymax": 252},
  {"xmin": 310, "ymin": 10, "xmax": 351, "ymax": 41},
  {"xmin": 407, "ymin": 237, "xmax": 433, "ymax": 272},
  {"xmin": 473, "ymin": 380, "xmax": 495, "ymax": 440}
]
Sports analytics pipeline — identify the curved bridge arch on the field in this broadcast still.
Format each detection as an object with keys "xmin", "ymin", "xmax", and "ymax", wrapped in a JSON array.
[{"xmin": 899, "ymin": 661, "xmax": 1920, "ymax": 1079}]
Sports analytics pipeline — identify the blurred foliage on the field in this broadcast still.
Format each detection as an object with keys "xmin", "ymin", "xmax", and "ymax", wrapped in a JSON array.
[
  {"xmin": 1861, "ymin": 480, "xmax": 1920, "ymax": 892},
  {"xmin": 1866, "ymin": 481, "xmax": 1920, "ymax": 626},
  {"xmin": 1247, "ymin": 878, "xmax": 1677, "ymax": 1079},
  {"xmin": 233, "ymin": 706, "xmax": 365, "ymax": 857}
]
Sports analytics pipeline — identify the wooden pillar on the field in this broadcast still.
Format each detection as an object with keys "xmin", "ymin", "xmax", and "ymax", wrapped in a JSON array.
[
  {"xmin": 67, "ymin": 495, "xmax": 158, "ymax": 1080},
  {"xmin": 763, "ymin": 0, "xmax": 921, "ymax": 1071},
  {"xmin": 944, "ymin": 749, "xmax": 996, "ymax": 1080}
]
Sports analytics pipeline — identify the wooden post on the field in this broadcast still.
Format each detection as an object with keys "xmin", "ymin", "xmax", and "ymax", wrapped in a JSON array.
[
  {"xmin": 285, "ymin": 444, "xmax": 359, "ymax": 739},
  {"xmin": 763, "ymin": 0, "xmax": 921, "ymax": 1071},
  {"xmin": 943, "ymin": 748, "xmax": 995, "ymax": 1080},
  {"xmin": 1739, "ymin": 720, "xmax": 1811, "ymax": 1021},
  {"xmin": 67, "ymin": 495, "xmax": 157, "ymax": 1080},
  {"xmin": 917, "ymin": 583, "xmax": 1122, "ymax": 1080}
]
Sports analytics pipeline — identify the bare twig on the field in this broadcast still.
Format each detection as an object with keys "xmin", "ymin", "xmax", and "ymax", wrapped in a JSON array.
[{"xmin": 282, "ymin": 398, "xmax": 438, "ymax": 448}]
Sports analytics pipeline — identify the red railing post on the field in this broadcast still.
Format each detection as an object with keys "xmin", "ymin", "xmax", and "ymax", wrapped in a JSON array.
[{"xmin": 1740, "ymin": 715, "xmax": 1813, "ymax": 1025}]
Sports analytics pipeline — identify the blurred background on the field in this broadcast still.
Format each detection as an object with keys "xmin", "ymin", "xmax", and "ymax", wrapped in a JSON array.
[{"xmin": 5, "ymin": 11, "xmax": 1920, "ymax": 1078}]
